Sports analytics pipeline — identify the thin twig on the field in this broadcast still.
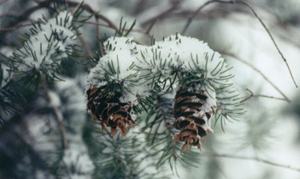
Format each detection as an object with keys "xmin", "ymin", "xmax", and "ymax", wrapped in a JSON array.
[
  {"xmin": 182, "ymin": 0, "xmax": 233, "ymax": 34},
  {"xmin": 182, "ymin": 0, "xmax": 298, "ymax": 88},
  {"xmin": 254, "ymin": 94, "xmax": 287, "ymax": 101},
  {"xmin": 0, "ymin": 1, "xmax": 50, "ymax": 35},
  {"xmin": 0, "ymin": 23, "xmax": 32, "ymax": 32},
  {"xmin": 209, "ymin": 152, "xmax": 300, "ymax": 173},
  {"xmin": 221, "ymin": 51, "xmax": 291, "ymax": 103},
  {"xmin": 141, "ymin": 0, "xmax": 181, "ymax": 27},
  {"xmin": 0, "ymin": 0, "xmax": 118, "ymax": 35},
  {"xmin": 238, "ymin": 1, "xmax": 298, "ymax": 88},
  {"xmin": 236, "ymin": 1, "xmax": 298, "ymax": 88},
  {"xmin": 240, "ymin": 88, "xmax": 287, "ymax": 103},
  {"xmin": 64, "ymin": 0, "xmax": 118, "ymax": 31},
  {"xmin": 145, "ymin": 19, "xmax": 157, "ymax": 35},
  {"xmin": 79, "ymin": 20, "xmax": 151, "ymax": 37}
]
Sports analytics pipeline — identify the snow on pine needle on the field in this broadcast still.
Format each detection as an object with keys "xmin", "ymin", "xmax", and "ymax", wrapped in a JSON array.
[
  {"xmin": 87, "ymin": 33, "xmax": 244, "ymax": 151},
  {"xmin": 9, "ymin": 11, "xmax": 78, "ymax": 78}
]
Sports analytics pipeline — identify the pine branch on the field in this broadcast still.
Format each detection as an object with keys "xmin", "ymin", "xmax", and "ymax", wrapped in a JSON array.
[
  {"xmin": 7, "ymin": 10, "xmax": 80, "ymax": 80},
  {"xmin": 85, "ymin": 123, "xmax": 164, "ymax": 179},
  {"xmin": 0, "ymin": 0, "xmax": 118, "ymax": 44},
  {"xmin": 88, "ymin": 35, "xmax": 244, "ymax": 161}
]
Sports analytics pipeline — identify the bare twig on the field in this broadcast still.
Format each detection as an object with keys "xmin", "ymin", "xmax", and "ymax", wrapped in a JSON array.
[
  {"xmin": 238, "ymin": 1, "xmax": 298, "ymax": 88},
  {"xmin": 64, "ymin": 0, "xmax": 118, "ymax": 31},
  {"xmin": 0, "ymin": 0, "xmax": 118, "ymax": 35},
  {"xmin": 79, "ymin": 20, "xmax": 151, "ymax": 37},
  {"xmin": 0, "ymin": 1, "xmax": 50, "ymax": 36},
  {"xmin": 0, "ymin": 23, "xmax": 32, "ymax": 32},
  {"xmin": 254, "ymin": 94, "xmax": 287, "ymax": 101},
  {"xmin": 182, "ymin": 0, "xmax": 234, "ymax": 34},
  {"xmin": 141, "ymin": 0, "xmax": 182, "ymax": 27},
  {"xmin": 240, "ymin": 88, "xmax": 287, "ymax": 103},
  {"xmin": 209, "ymin": 152, "xmax": 300, "ymax": 173},
  {"xmin": 221, "ymin": 51, "xmax": 291, "ymax": 103},
  {"xmin": 145, "ymin": 19, "xmax": 157, "ymax": 35},
  {"xmin": 182, "ymin": 0, "xmax": 298, "ymax": 88}
]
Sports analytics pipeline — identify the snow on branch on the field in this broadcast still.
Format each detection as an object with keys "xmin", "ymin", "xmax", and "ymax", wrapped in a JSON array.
[
  {"xmin": 9, "ymin": 11, "xmax": 78, "ymax": 78},
  {"xmin": 87, "ymin": 33, "xmax": 244, "ymax": 165},
  {"xmin": 88, "ymin": 33, "xmax": 243, "ymax": 122}
]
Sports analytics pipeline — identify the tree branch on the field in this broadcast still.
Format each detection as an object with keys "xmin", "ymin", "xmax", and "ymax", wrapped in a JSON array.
[
  {"xmin": 182, "ymin": 0, "xmax": 298, "ymax": 88},
  {"xmin": 240, "ymin": 88, "xmax": 287, "ymax": 103},
  {"xmin": 64, "ymin": 0, "xmax": 118, "ymax": 31},
  {"xmin": 0, "ymin": 0, "xmax": 118, "ymax": 36},
  {"xmin": 80, "ymin": 20, "xmax": 151, "ymax": 37},
  {"xmin": 209, "ymin": 152, "xmax": 300, "ymax": 173},
  {"xmin": 141, "ymin": 0, "xmax": 182, "ymax": 27},
  {"xmin": 221, "ymin": 51, "xmax": 291, "ymax": 103}
]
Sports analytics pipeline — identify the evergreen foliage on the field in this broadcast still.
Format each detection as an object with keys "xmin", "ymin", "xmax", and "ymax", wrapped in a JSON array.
[{"xmin": 1, "ymin": 1, "xmax": 295, "ymax": 179}]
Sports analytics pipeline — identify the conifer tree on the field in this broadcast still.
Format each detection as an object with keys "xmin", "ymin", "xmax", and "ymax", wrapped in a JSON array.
[{"xmin": 0, "ymin": 1, "xmax": 299, "ymax": 179}]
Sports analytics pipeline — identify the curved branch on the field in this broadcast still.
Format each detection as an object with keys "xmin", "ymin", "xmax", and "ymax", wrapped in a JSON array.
[
  {"xmin": 80, "ymin": 20, "xmax": 150, "ymax": 37},
  {"xmin": 0, "ymin": 0, "xmax": 118, "ymax": 35},
  {"xmin": 221, "ymin": 51, "xmax": 291, "ymax": 103},
  {"xmin": 63, "ymin": 0, "xmax": 118, "ymax": 31},
  {"xmin": 182, "ymin": 0, "xmax": 298, "ymax": 88},
  {"xmin": 141, "ymin": 0, "xmax": 182, "ymax": 29}
]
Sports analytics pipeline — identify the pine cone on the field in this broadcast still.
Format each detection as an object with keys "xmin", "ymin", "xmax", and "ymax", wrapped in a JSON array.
[
  {"xmin": 87, "ymin": 85, "xmax": 135, "ymax": 136},
  {"xmin": 173, "ymin": 87, "xmax": 215, "ymax": 151}
]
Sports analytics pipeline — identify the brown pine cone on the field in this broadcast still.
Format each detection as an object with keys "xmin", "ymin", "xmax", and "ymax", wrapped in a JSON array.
[
  {"xmin": 87, "ymin": 85, "xmax": 135, "ymax": 136},
  {"xmin": 173, "ymin": 87, "xmax": 216, "ymax": 151}
]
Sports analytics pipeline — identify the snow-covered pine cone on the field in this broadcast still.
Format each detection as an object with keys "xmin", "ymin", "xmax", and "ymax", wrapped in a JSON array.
[
  {"xmin": 86, "ymin": 85, "xmax": 135, "ymax": 136},
  {"xmin": 86, "ymin": 37, "xmax": 141, "ymax": 136},
  {"xmin": 173, "ymin": 87, "xmax": 216, "ymax": 151},
  {"xmin": 86, "ymin": 34, "xmax": 242, "ymax": 144}
]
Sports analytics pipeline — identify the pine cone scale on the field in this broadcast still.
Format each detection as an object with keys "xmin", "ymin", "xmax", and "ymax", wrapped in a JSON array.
[
  {"xmin": 173, "ymin": 88, "xmax": 216, "ymax": 151},
  {"xmin": 86, "ymin": 85, "xmax": 135, "ymax": 136}
]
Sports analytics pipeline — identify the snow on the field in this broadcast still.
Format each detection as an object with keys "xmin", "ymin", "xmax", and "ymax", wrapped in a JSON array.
[
  {"xmin": 177, "ymin": 8, "xmax": 300, "ymax": 179},
  {"xmin": 88, "ymin": 34, "xmax": 241, "ymax": 117},
  {"xmin": 11, "ymin": 11, "xmax": 77, "ymax": 73}
]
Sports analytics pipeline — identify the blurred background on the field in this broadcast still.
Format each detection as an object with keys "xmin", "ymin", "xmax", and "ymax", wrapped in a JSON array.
[{"xmin": 1, "ymin": 0, "xmax": 300, "ymax": 179}]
